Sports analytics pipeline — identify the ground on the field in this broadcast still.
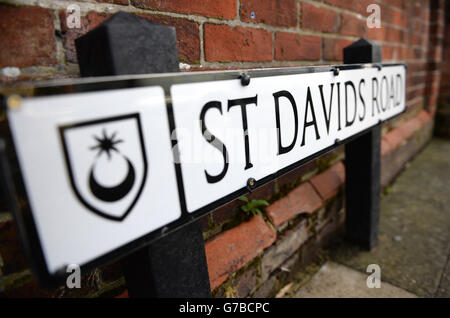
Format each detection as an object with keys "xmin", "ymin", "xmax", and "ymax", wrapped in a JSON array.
[{"xmin": 282, "ymin": 138, "xmax": 450, "ymax": 298}]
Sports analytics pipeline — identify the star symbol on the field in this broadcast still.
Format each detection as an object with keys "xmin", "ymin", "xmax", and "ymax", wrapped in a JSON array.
[{"xmin": 89, "ymin": 129, "xmax": 123, "ymax": 159}]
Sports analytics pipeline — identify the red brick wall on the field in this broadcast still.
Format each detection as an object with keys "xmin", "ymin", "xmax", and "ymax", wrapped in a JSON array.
[
  {"xmin": 436, "ymin": 0, "xmax": 450, "ymax": 137},
  {"xmin": 0, "ymin": 0, "xmax": 447, "ymax": 297}
]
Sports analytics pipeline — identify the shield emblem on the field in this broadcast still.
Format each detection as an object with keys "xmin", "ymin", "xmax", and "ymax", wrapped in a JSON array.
[{"xmin": 59, "ymin": 113, "xmax": 148, "ymax": 221}]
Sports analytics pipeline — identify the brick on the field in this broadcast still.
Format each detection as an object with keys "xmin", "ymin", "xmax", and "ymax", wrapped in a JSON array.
[
  {"xmin": 383, "ymin": 125, "xmax": 405, "ymax": 150},
  {"xmin": 407, "ymin": 74, "xmax": 426, "ymax": 87},
  {"xmin": 398, "ymin": 117, "xmax": 422, "ymax": 141},
  {"xmin": 382, "ymin": 46, "xmax": 394, "ymax": 60},
  {"xmin": 100, "ymin": 261, "xmax": 123, "ymax": 283},
  {"xmin": 417, "ymin": 110, "xmax": 432, "ymax": 126},
  {"xmin": 301, "ymin": 3, "xmax": 339, "ymax": 33},
  {"xmin": 241, "ymin": 0, "xmax": 297, "ymax": 27},
  {"xmin": 139, "ymin": 14, "xmax": 200, "ymax": 63},
  {"xmin": 60, "ymin": 11, "xmax": 201, "ymax": 64},
  {"xmin": 59, "ymin": 11, "xmax": 111, "ymax": 64},
  {"xmin": 428, "ymin": 59, "xmax": 443, "ymax": 74},
  {"xmin": 116, "ymin": 290, "xmax": 129, "ymax": 298},
  {"xmin": 204, "ymin": 24, "xmax": 272, "ymax": 62},
  {"xmin": 131, "ymin": 0, "xmax": 236, "ymax": 19},
  {"xmin": 409, "ymin": 33, "xmax": 423, "ymax": 46},
  {"xmin": 210, "ymin": 203, "xmax": 239, "ymax": 226},
  {"xmin": 407, "ymin": 97, "xmax": 425, "ymax": 110},
  {"xmin": 205, "ymin": 215, "xmax": 276, "ymax": 290},
  {"xmin": 381, "ymin": 139, "xmax": 393, "ymax": 157},
  {"xmin": 215, "ymin": 265, "xmax": 260, "ymax": 298},
  {"xmin": 0, "ymin": 5, "xmax": 56, "ymax": 67},
  {"xmin": 2, "ymin": 279, "xmax": 55, "ymax": 298},
  {"xmin": 275, "ymin": 32, "xmax": 321, "ymax": 61},
  {"xmin": 276, "ymin": 160, "xmax": 317, "ymax": 189},
  {"xmin": 407, "ymin": 88, "xmax": 426, "ymax": 103},
  {"xmin": 97, "ymin": 0, "xmax": 128, "ymax": 5},
  {"xmin": 389, "ymin": 0, "xmax": 405, "ymax": 9},
  {"xmin": 381, "ymin": 119, "xmax": 433, "ymax": 188},
  {"xmin": 323, "ymin": 0, "xmax": 372, "ymax": 15},
  {"xmin": 390, "ymin": 9, "xmax": 408, "ymax": 28},
  {"xmin": 247, "ymin": 181, "xmax": 275, "ymax": 201},
  {"xmin": 252, "ymin": 275, "xmax": 279, "ymax": 298},
  {"xmin": 323, "ymin": 38, "xmax": 353, "ymax": 61},
  {"xmin": 407, "ymin": 61, "xmax": 426, "ymax": 73},
  {"xmin": 366, "ymin": 26, "xmax": 385, "ymax": 42},
  {"xmin": 267, "ymin": 182, "xmax": 322, "ymax": 227},
  {"xmin": 425, "ymin": 83, "xmax": 441, "ymax": 96},
  {"xmin": 309, "ymin": 162, "xmax": 345, "ymax": 201},
  {"xmin": 204, "ymin": 182, "xmax": 274, "ymax": 233},
  {"xmin": 261, "ymin": 220, "xmax": 308, "ymax": 281},
  {"xmin": 340, "ymin": 13, "xmax": 366, "ymax": 37},
  {"xmin": 316, "ymin": 208, "xmax": 344, "ymax": 248},
  {"xmin": 384, "ymin": 27, "xmax": 404, "ymax": 43},
  {"xmin": 234, "ymin": 267, "xmax": 260, "ymax": 297}
]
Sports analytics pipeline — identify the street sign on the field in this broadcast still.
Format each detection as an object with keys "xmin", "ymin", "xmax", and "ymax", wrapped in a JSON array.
[
  {"xmin": 1, "ymin": 63, "xmax": 405, "ymax": 283},
  {"xmin": 171, "ymin": 65, "xmax": 405, "ymax": 214},
  {"xmin": 6, "ymin": 86, "xmax": 182, "ymax": 278}
]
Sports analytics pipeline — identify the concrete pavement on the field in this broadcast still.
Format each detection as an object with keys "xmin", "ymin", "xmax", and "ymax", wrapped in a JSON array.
[{"xmin": 284, "ymin": 138, "xmax": 450, "ymax": 298}]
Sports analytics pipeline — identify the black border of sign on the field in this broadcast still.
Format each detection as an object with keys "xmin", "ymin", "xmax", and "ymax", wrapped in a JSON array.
[
  {"xmin": 0, "ymin": 63, "xmax": 406, "ymax": 287},
  {"xmin": 59, "ymin": 113, "xmax": 148, "ymax": 222}
]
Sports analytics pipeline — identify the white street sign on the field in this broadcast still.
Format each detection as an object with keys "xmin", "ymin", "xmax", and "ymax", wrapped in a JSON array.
[
  {"xmin": 171, "ymin": 65, "xmax": 405, "ymax": 213},
  {"xmin": 4, "ymin": 64, "xmax": 405, "ymax": 280},
  {"xmin": 8, "ymin": 86, "xmax": 181, "ymax": 274}
]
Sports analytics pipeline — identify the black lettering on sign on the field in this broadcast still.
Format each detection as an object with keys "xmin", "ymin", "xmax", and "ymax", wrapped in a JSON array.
[
  {"xmin": 358, "ymin": 79, "xmax": 366, "ymax": 121},
  {"xmin": 345, "ymin": 81, "xmax": 357, "ymax": 127},
  {"xmin": 319, "ymin": 83, "xmax": 334, "ymax": 134},
  {"xmin": 380, "ymin": 75, "xmax": 389, "ymax": 111},
  {"xmin": 372, "ymin": 77, "xmax": 380, "ymax": 116},
  {"xmin": 200, "ymin": 101, "xmax": 229, "ymax": 184},
  {"xmin": 227, "ymin": 95, "xmax": 258, "ymax": 170},
  {"xmin": 389, "ymin": 75, "xmax": 395, "ymax": 110},
  {"xmin": 301, "ymin": 87, "xmax": 320, "ymax": 147},
  {"xmin": 395, "ymin": 74, "xmax": 403, "ymax": 107},
  {"xmin": 273, "ymin": 90, "xmax": 298, "ymax": 155},
  {"xmin": 337, "ymin": 82, "xmax": 342, "ymax": 131}
]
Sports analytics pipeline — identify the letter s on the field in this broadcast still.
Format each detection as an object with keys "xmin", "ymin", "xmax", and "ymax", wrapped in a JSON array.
[{"xmin": 200, "ymin": 101, "xmax": 229, "ymax": 183}]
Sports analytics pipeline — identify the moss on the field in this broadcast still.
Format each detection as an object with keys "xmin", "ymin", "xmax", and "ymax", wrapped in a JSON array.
[
  {"xmin": 90, "ymin": 277, "xmax": 126, "ymax": 298},
  {"xmin": 3, "ymin": 269, "xmax": 33, "ymax": 290},
  {"xmin": 0, "ymin": 1, "xmax": 21, "ymax": 8},
  {"xmin": 213, "ymin": 254, "xmax": 263, "ymax": 297},
  {"xmin": 224, "ymin": 284, "xmax": 237, "ymax": 298},
  {"xmin": 267, "ymin": 175, "xmax": 303, "ymax": 204},
  {"xmin": 207, "ymin": 214, "xmax": 216, "ymax": 230},
  {"xmin": 220, "ymin": 210, "xmax": 252, "ymax": 232},
  {"xmin": 0, "ymin": 212, "xmax": 12, "ymax": 223},
  {"xmin": 281, "ymin": 251, "xmax": 329, "ymax": 297},
  {"xmin": 383, "ymin": 185, "xmax": 394, "ymax": 196},
  {"xmin": 315, "ymin": 150, "xmax": 344, "ymax": 173}
]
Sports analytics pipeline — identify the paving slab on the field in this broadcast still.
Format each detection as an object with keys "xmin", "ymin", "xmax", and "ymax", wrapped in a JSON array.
[
  {"xmin": 293, "ymin": 261, "xmax": 417, "ymax": 298},
  {"xmin": 331, "ymin": 138, "xmax": 450, "ymax": 297},
  {"xmin": 435, "ymin": 257, "xmax": 450, "ymax": 298}
]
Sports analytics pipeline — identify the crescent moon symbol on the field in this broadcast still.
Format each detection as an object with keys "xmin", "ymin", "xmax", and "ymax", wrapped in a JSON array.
[{"xmin": 89, "ymin": 157, "xmax": 136, "ymax": 202}]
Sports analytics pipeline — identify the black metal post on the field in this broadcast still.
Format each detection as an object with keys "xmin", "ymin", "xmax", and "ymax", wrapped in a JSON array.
[
  {"xmin": 75, "ymin": 12, "xmax": 211, "ymax": 297},
  {"xmin": 343, "ymin": 38, "xmax": 382, "ymax": 250}
]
